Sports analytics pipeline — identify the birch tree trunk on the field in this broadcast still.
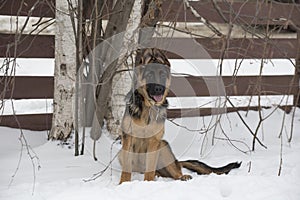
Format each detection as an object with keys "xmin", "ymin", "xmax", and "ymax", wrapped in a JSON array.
[
  {"xmin": 105, "ymin": 0, "xmax": 143, "ymax": 137},
  {"xmin": 89, "ymin": 0, "xmax": 136, "ymax": 142},
  {"xmin": 50, "ymin": 0, "xmax": 77, "ymax": 140}
]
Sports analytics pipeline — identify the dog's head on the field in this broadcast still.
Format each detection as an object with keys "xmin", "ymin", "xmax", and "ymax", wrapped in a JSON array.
[{"xmin": 134, "ymin": 48, "xmax": 171, "ymax": 106}]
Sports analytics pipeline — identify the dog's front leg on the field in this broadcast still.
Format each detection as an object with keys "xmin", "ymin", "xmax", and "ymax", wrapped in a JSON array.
[
  {"xmin": 119, "ymin": 134, "xmax": 133, "ymax": 184},
  {"xmin": 144, "ymin": 138, "xmax": 160, "ymax": 181}
]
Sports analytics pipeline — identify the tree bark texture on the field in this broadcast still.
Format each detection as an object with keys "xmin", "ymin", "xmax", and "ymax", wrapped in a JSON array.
[
  {"xmin": 50, "ymin": 0, "xmax": 77, "ymax": 140},
  {"xmin": 89, "ymin": 0, "xmax": 136, "ymax": 140},
  {"xmin": 105, "ymin": 0, "xmax": 143, "ymax": 137}
]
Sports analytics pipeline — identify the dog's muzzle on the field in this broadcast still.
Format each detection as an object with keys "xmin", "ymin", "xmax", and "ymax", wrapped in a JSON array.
[{"xmin": 147, "ymin": 84, "xmax": 165, "ymax": 102}]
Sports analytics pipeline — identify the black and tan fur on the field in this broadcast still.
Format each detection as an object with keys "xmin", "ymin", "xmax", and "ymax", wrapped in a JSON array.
[{"xmin": 119, "ymin": 48, "xmax": 241, "ymax": 184}]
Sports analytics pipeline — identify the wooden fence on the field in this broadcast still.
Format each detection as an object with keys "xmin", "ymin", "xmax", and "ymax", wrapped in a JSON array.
[{"xmin": 0, "ymin": 0, "xmax": 299, "ymax": 131}]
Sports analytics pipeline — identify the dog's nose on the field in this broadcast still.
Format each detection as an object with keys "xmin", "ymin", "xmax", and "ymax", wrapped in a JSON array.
[{"xmin": 154, "ymin": 85, "xmax": 164, "ymax": 94}]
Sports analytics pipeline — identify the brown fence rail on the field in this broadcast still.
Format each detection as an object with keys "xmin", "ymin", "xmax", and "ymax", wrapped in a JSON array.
[
  {"xmin": 1, "ymin": 75, "xmax": 297, "ymax": 99},
  {"xmin": 1, "ymin": 0, "xmax": 300, "ymax": 25},
  {"xmin": 0, "ymin": 0, "xmax": 55, "ymax": 18},
  {"xmin": 0, "ymin": 76, "xmax": 54, "ymax": 99},
  {"xmin": 169, "ymin": 75, "xmax": 298, "ymax": 97},
  {"xmin": 0, "ymin": 34, "xmax": 54, "ymax": 58},
  {"xmin": 0, "ymin": 114, "xmax": 52, "ymax": 131},
  {"xmin": 188, "ymin": 1, "xmax": 300, "ymax": 25},
  {"xmin": 0, "ymin": 34, "xmax": 298, "ymax": 59},
  {"xmin": 0, "ymin": 105, "xmax": 294, "ymax": 131}
]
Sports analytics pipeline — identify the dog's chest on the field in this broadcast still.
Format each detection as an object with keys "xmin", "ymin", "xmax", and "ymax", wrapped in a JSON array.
[{"xmin": 122, "ymin": 106, "xmax": 166, "ymax": 139}]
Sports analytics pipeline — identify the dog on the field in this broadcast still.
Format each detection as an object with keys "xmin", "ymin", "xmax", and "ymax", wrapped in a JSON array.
[{"xmin": 119, "ymin": 48, "xmax": 241, "ymax": 184}]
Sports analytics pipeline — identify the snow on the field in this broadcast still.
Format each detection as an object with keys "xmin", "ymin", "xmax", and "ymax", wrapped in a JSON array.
[{"xmin": 1, "ymin": 108, "xmax": 300, "ymax": 200}]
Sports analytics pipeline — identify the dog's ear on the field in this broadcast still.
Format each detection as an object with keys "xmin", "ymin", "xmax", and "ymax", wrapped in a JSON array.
[
  {"xmin": 136, "ymin": 48, "xmax": 170, "ymax": 66},
  {"xmin": 143, "ymin": 48, "xmax": 153, "ymax": 64},
  {"xmin": 135, "ymin": 48, "xmax": 143, "ymax": 66},
  {"xmin": 135, "ymin": 48, "xmax": 152, "ymax": 66},
  {"xmin": 153, "ymin": 48, "xmax": 170, "ymax": 67},
  {"xmin": 135, "ymin": 48, "xmax": 153, "ymax": 65}
]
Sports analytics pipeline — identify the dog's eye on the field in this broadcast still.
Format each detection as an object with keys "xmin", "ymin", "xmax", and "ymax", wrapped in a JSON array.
[{"xmin": 160, "ymin": 72, "xmax": 167, "ymax": 79}]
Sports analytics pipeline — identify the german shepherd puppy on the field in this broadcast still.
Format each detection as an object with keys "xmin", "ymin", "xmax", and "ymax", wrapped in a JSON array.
[{"xmin": 119, "ymin": 48, "xmax": 241, "ymax": 184}]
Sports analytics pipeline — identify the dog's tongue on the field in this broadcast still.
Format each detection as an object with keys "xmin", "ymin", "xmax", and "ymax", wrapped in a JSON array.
[{"xmin": 152, "ymin": 95, "xmax": 163, "ymax": 102}]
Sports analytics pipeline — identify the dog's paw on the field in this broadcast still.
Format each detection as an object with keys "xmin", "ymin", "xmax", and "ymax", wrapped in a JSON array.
[{"xmin": 180, "ymin": 174, "xmax": 192, "ymax": 181}]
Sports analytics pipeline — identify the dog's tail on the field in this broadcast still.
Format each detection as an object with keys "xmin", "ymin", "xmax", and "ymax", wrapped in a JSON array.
[{"xmin": 179, "ymin": 160, "xmax": 241, "ymax": 175}]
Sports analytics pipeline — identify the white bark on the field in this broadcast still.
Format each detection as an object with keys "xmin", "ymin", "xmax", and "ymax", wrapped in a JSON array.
[
  {"xmin": 106, "ymin": 0, "xmax": 143, "ymax": 137},
  {"xmin": 50, "ymin": 0, "xmax": 77, "ymax": 140}
]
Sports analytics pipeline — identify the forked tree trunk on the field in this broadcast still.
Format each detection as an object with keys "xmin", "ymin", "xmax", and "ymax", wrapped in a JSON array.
[
  {"xmin": 104, "ymin": 0, "xmax": 163, "ymax": 137},
  {"xmin": 89, "ymin": 0, "xmax": 136, "ymax": 141},
  {"xmin": 105, "ymin": 0, "xmax": 143, "ymax": 137},
  {"xmin": 50, "ymin": 0, "xmax": 77, "ymax": 140}
]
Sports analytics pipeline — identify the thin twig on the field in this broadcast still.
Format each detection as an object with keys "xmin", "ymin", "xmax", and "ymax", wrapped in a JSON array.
[
  {"xmin": 84, "ymin": 150, "xmax": 120, "ymax": 182},
  {"xmin": 8, "ymin": 100, "xmax": 41, "ymax": 195},
  {"xmin": 185, "ymin": 0, "xmax": 224, "ymax": 37},
  {"xmin": 278, "ymin": 132, "xmax": 283, "ymax": 176},
  {"xmin": 226, "ymin": 97, "xmax": 267, "ymax": 150},
  {"xmin": 217, "ymin": 123, "xmax": 251, "ymax": 154},
  {"xmin": 247, "ymin": 161, "xmax": 252, "ymax": 173}
]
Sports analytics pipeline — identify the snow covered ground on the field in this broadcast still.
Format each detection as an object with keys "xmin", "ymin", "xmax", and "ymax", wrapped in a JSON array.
[
  {"xmin": 0, "ymin": 55, "xmax": 298, "ymax": 199},
  {"xmin": 1, "ymin": 107, "xmax": 300, "ymax": 200},
  {"xmin": 1, "ymin": 57, "xmax": 299, "ymax": 199}
]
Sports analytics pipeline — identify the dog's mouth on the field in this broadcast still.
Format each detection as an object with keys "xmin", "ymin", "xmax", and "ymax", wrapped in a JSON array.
[
  {"xmin": 146, "ymin": 83, "xmax": 166, "ymax": 103},
  {"xmin": 150, "ymin": 94, "xmax": 163, "ymax": 103}
]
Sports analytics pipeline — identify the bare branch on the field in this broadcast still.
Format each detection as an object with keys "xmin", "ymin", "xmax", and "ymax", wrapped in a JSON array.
[
  {"xmin": 226, "ymin": 97, "xmax": 268, "ymax": 150},
  {"xmin": 184, "ymin": 0, "xmax": 224, "ymax": 37}
]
